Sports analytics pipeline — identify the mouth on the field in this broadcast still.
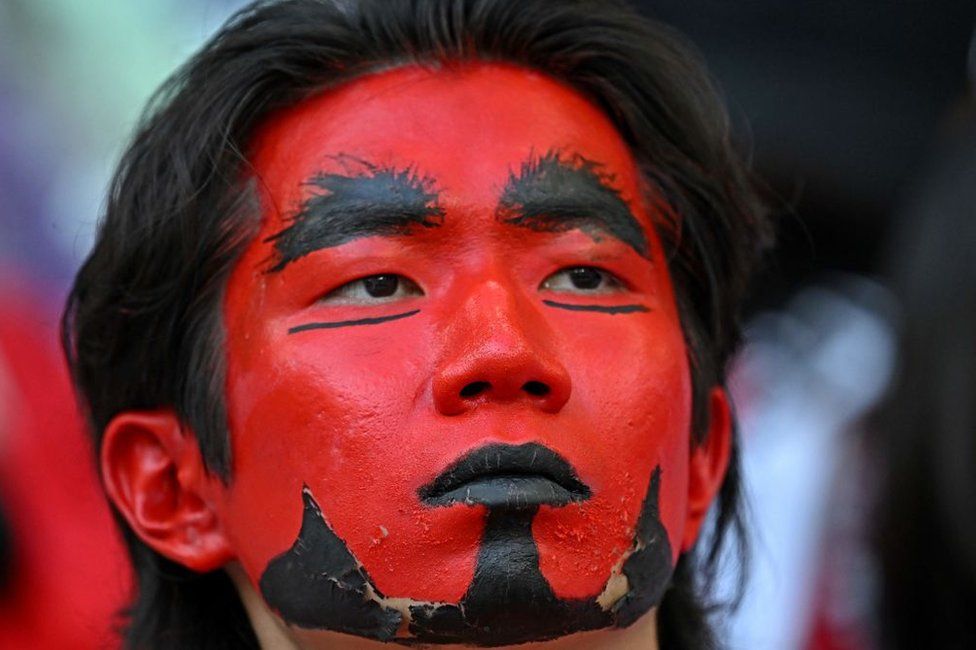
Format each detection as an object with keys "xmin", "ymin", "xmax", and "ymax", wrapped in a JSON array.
[{"xmin": 418, "ymin": 442, "xmax": 592, "ymax": 510}]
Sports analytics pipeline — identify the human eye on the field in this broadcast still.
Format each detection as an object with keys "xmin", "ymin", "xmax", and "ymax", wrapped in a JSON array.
[
  {"xmin": 320, "ymin": 273, "xmax": 423, "ymax": 305},
  {"xmin": 539, "ymin": 266, "xmax": 626, "ymax": 294}
]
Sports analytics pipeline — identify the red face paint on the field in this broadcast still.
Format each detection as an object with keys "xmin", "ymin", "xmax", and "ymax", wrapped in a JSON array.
[{"xmin": 218, "ymin": 63, "xmax": 693, "ymax": 641}]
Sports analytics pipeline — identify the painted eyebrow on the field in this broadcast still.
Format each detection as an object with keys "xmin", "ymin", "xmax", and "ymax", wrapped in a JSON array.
[
  {"xmin": 496, "ymin": 150, "xmax": 650, "ymax": 259},
  {"xmin": 265, "ymin": 158, "xmax": 444, "ymax": 272}
]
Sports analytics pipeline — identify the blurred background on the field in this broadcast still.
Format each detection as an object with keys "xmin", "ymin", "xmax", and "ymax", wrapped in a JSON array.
[{"xmin": 0, "ymin": 1, "xmax": 974, "ymax": 648}]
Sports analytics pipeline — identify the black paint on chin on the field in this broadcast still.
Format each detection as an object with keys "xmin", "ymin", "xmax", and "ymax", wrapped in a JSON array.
[
  {"xmin": 408, "ymin": 465, "xmax": 672, "ymax": 645},
  {"xmin": 258, "ymin": 487, "xmax": 402, "ymax": 641},
  {"xmin": 542, "ymin": 300, "xmax": 650, "ymax": 315},
  {"xmin": 407, "ymin": 507, "xmax": 610, "ymax": 645},
  {"xmin": 258, "ymin": 467, "xmax": 672, "ymax": 645}
]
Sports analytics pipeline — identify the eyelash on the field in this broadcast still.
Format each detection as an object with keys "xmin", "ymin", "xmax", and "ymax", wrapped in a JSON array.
[
  {"xmin": 320, "ymin": 273, "xmax": 424, "ymax": 305},
  {"xmin": 539, "ymin": 266, "xmax": 626, "ymax": 294},
  {"xmin": 319, "ymin": 265, "xmax": 625, "ymax": 306}
]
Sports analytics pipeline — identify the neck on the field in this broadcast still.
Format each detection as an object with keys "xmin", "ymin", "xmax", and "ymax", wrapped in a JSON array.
[{"xmin": 230, "ymin": 563, "xmax": 660, "ymax": 650}]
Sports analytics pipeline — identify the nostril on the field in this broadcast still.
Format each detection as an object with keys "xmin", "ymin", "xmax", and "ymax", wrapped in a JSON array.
[
  {"xmin": 460, "ymin": 381, "xmax": 491, "ymax": 399},
  {"xmin": 523, "ymin": 380, "xmax": 551, "ymax": 397}
]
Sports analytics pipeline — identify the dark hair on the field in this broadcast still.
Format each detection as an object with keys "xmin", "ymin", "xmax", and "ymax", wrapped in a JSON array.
[{"xmin": 62, "ymin": 1, "xmax": 772, "ymax": 647}]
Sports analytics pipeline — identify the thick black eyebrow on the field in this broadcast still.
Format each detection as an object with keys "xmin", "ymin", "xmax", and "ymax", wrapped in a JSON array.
[
  {"xmin": 265, "ymin": 158, "xmax": 444, "ymax": 272},
  {"xmin": 497, "ymin": 150, "xmax": 649, "ymax": 258}
]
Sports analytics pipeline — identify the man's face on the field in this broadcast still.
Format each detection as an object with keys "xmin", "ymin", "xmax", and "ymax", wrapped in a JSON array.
[{"xmin": 218, "ymin": 64, "xmax": 693, "ymax": 645}]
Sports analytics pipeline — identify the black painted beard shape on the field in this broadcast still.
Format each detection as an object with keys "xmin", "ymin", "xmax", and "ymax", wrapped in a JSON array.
[{"xmin": 258, "ymin": 467, "xmax": 672, "ymax": 646}]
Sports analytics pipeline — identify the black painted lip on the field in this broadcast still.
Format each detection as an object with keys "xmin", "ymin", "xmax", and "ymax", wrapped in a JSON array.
[{"xmin": 418, "ymin": 442, "xmax": 592, "ymax": 509}]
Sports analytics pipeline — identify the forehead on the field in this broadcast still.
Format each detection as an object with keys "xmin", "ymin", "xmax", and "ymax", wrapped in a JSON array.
[{"xmin": 247, "ymin": 63, "xmax": 644, "ymax": 217}]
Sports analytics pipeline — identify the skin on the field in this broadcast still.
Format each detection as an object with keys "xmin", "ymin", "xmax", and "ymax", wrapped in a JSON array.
[{"xmin": 99, "ymin": 63, "xmax": 732, "ymax": 649}]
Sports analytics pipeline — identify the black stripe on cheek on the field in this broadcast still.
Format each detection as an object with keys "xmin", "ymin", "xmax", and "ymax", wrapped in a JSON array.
[
  {"xmin": 542, "ymin": 300, "xmax": 649, "ymax": 315},
  {"xmin": 288, "ymin": 309, "xmax": 420, "ymax": 334}
]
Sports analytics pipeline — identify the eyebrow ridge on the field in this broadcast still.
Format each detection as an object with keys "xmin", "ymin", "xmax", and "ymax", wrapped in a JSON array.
[
  {"xmin": 266, "ymin": 158, "xmax": 444, "ymax": 272},
  {"xmin": 496, "ymin": 150, "xmax": 650, "ymax": 259}
]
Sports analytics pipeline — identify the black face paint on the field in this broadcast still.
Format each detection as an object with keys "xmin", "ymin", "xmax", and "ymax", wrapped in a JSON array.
[
  {"xmin": 408, "ymin": 464, "xmax": 672, "ymax": 645},
  {"xmin": 266, "ymin": 157, "xmax": 444, "ymax": 272},
  {"xmin": 259, "ymin": 487, "xmax": 403, "ymax": 641},
  {"xmin": 408, "ymin": 506, "xmax": 610, "ymax": 646},
  {"xmin": 497, "ymin": 150, "xmax": 650, "ymax": 259},
  {"xmin": 259, "ymin": 460, "xmax": 673, "ymax": 645},
  {"xmin": 288, "ymin": 309, "xmax": 420, "ymax": 334},
  {"xmin": 417, "ymin": 443, "xmax": 592, "ymax": 509},
  {"xmin": 542, "ymin": 300, "xmax": 650, "ymax": 315},
  {"xmin": 609, "ymin": 467, "xmax": 675, "ymax": 627}
]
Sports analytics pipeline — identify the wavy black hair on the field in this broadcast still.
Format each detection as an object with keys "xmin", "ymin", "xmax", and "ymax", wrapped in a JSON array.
[{"xmin": 62, "ymin": 1, "xmax": 772, "ymax": 648}]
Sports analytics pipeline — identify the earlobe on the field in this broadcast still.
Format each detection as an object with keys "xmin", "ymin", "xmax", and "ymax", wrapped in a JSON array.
[
  {"xmin": 101, "ymin": 410, "xmax": 233, "ymax": 572},
  {"xmin": 680, "ymin": 387, "xmax": 733, "ymax": 552}
]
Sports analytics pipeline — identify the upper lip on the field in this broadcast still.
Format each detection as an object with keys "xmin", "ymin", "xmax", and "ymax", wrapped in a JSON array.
[{"xmin": 417, "ymin": 442, "xmax": 592, "ymax": 507}]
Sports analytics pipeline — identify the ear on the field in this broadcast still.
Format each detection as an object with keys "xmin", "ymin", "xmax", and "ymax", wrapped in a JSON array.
[
  {"xmin": 100, "ymin": 410, "xmax": 233, "ymax": 572},
  {"xmin": 680, "ymin": 387, "xmax": 733, "ymax": 552}
]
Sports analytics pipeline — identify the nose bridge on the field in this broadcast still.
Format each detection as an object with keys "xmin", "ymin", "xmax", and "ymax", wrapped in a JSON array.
[
  {"xmin": 433, "ymin": 275, "xmax": 571, "ymax": 415},
  {"xmin": 463, "ymin": 278, "xmax": 539, "ymax": 352}
]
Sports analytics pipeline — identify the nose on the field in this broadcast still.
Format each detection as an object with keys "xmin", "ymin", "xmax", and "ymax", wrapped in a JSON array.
[{"xmin": 433, "ymin": 280, "xmax": 572, "ymax": 416}]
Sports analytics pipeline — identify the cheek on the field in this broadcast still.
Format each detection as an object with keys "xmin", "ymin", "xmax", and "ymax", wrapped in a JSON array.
[
  {"xmin": 220, "ymin": 326, "xmax": 404, "ymax": 550},
  {"xmin": 217, "ymin": 324, "xmax": 485, "ymax": 602},
  {"xmin": 534, "ymin": 314, "xmax": 692, "ymax": 598}
]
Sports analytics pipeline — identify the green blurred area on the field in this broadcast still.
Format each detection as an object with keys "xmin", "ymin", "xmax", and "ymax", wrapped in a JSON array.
[{"xmin": 0, "ymin": 1, "xmax": 242, "ymax": 277}]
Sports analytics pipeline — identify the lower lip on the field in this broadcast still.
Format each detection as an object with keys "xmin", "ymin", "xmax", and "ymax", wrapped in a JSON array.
[{"xmin": 424, "ymin": 475, "xmax": 584, "ymax": 509}]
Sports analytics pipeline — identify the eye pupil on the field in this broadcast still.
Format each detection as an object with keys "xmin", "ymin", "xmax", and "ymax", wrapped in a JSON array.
[
  {"xmin": 569, "ymin": 267, "xmax": 602, "ymax": 290},
  {"xmin": 363, "ymin": 274, "xmax": 399, "ymax": 297}
]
